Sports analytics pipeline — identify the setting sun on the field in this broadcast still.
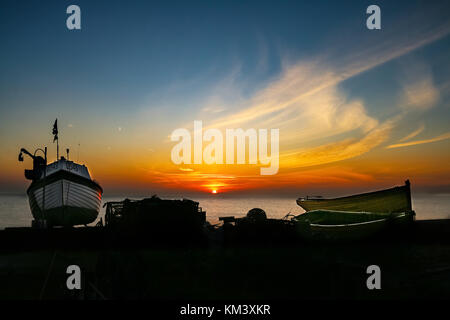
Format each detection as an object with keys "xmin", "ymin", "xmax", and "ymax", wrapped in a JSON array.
[{"xmin": 211, "ymin": 190, "xmax": 218, "ymax": 194}]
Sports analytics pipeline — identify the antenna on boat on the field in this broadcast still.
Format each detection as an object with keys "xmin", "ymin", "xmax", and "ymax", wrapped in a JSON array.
[
  {"xmin": 77, "ymin": 143, "xmax": 80, "ymax": 162},
  {"xmin": 66, "ymin": 148, "xmax": 70, "ymax": 161}
]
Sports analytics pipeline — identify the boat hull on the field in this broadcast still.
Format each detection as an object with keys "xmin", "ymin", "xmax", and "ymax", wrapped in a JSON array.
[
  {"xmin": 27, "ymin": 171, "xmax": 102, "ymax": 227},
  {"xmin": 297, "ymin": 181, "xmax": 412, "ymax": 213},
  {"xmin": 295, "ymin": 210, "xmax": 414, "ymax": 241}
]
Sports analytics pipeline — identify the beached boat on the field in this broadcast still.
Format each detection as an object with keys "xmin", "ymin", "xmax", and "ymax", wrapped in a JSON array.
[
  {"xmin": 18, "ymin": 120, "xmax": 103, "ymax": 227},
  {"xmin": 297, "ymin": 180, "xmax": 412, "ymax": 213},
  {"xmin": 294, "ymin": 209, "xmax": 414, "ymax": 241}
]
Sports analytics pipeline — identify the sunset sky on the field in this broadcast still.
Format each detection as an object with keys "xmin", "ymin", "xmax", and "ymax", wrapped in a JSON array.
[{"xmin": 1, "ymin": 0, "xmax": 450, "ymax": 197}]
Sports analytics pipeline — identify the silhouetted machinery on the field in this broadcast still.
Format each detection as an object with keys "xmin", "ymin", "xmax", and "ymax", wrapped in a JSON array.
[
  {"xmin": 219, "ymin": 208, "xmax": 297, "ymax": 245},
  {"xmin": 103, "ymin": 195, "xmax": 207, "ymax": 245},
  {"xmin": 18, "ymin": 148, "xmax": 47, "ymax": 181}
]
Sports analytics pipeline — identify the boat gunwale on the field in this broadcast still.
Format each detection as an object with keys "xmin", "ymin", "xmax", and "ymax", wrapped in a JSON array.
[{"xmin": 27, "ymin": 169, "xmax": 103, "ymax": 195}]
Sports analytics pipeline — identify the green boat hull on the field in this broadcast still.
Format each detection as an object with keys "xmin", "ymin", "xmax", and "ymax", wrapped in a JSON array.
[{"xmin": 294, "ymin": 210, "xmax": 414, "ymax": 241}]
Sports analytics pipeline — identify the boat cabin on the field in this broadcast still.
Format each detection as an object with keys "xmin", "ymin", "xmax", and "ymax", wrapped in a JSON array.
[{"xmin": 42, "ymin": 158, "xmax": 92, "ymax": 180}]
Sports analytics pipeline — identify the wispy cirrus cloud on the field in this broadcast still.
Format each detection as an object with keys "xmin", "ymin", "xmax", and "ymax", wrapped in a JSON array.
[
  {"xmin": 387, "ymin": 132, "xmax": 450, "ymax": 149},
  {"xmin": 281, "ymin": 120, "xmax": 395, "ymax": 168},
  {"xmin": 398, "ymin": 123, "xmax": 425, "ymax": 142},
  {"xmin": 399, "ymin": 61, "xmax": 440, "ymax": 111},
  {"xmin": 144, "ymin": 9, "xmax": 450, "ymax": 193},
  {"xmin": 401, "ymin": 78, "xmax": 439, "ymax": 110},
  {"xmin": 387, "ymin": 59, "xmax": 446, "ymax": 150},
  {"xmin": 206, "ymin": 13, "xmax": 450, "ymax": 130},
  {"xmin": 197, "ymin": 17, "xmax": 450, "ymax": 170}
]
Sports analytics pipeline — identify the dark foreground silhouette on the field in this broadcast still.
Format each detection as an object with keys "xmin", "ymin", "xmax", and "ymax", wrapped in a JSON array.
[{"xmin": 0, "ymin": 218, "xmax": 449, "ymax": 300}]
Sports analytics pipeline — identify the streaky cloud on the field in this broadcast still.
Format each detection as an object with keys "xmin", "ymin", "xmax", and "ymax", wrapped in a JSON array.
[
  {"xmin": 281, "ymin": 120, "xmax": 395, "ymax": 169},
  {"xmin": 399, "ymin": 123, "xmax": 425, "ymax": 142},
  {"xmin": 387, "ymin": 132, "xmax": 450, "ymax": 149}
]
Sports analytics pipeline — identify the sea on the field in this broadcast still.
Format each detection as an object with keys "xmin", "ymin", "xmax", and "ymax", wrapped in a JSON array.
[{"xmin": 0, "ymin": 193, "xmax": 449, "ymax": 229}]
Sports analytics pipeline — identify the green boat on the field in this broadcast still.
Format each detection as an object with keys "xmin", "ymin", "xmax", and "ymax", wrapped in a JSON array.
[
  {"xmin": 297, "ymin": 180, "xmax": 412, "ymax": 213},
  {"xmin": 294, "ymin": 209, "xmax": 414, "ymax": 241}
]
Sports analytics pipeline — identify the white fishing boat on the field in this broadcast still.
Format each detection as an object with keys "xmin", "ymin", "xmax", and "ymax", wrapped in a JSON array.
[{"xmin": 18, "ymin": 119, "xmax": 103, "ymax": 227}]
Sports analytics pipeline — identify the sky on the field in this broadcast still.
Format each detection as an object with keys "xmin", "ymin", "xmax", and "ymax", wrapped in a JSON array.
[{"xmin": 0, "ymin": 0, "xmax": 450, "ymax": 197}]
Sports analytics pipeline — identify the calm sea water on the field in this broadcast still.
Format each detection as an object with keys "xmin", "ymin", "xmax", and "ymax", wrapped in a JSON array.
[{"xmin": 0, "ymin": 194, "xmax": 449, "ymax": 229}]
